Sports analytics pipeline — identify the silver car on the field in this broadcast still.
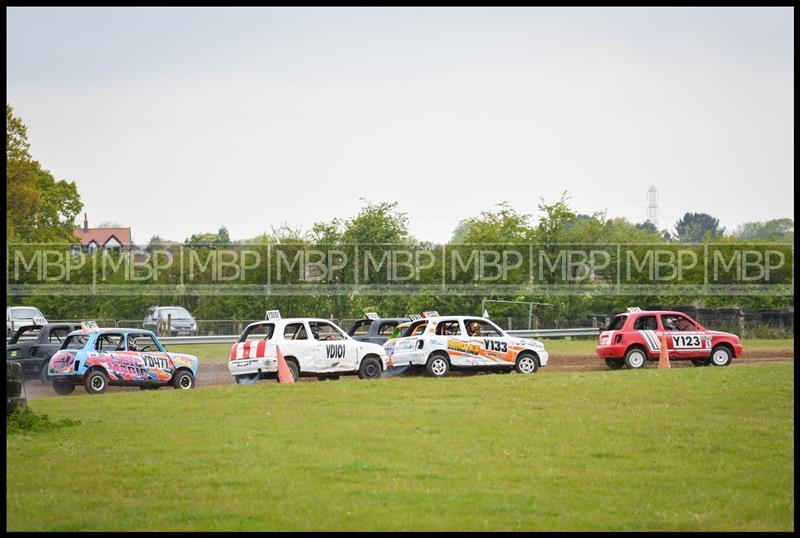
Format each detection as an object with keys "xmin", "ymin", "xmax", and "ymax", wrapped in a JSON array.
[
  {"xmin": 143, "ymin": 306, "xmax": 198, "ymax": 336},
  {"xmin": 6, "ymin": 306, "xmax": 47, "ymax": 338}
]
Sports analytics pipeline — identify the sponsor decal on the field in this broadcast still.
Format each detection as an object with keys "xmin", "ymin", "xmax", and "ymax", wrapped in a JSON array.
[{"xmin": 447, "ymin": 339, "xmax": 481, "ymax": 355}]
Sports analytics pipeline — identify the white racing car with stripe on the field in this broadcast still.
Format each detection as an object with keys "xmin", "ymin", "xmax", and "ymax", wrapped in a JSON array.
[
  {"xmin": 228, "ymin": 315, "xmax": 391, "ymax": 383},
  {"xmin": 384, "ymin": 315, "xmax": 549, "ymax": 378}
]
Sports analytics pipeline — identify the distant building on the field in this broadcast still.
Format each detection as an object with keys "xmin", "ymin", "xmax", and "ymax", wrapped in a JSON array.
[{"xmin": 73, "ymin": 214, "xmax": 132, "ymax": 253}]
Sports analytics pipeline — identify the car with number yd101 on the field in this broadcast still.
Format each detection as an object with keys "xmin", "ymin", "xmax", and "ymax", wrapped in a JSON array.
[
  {"xmin": 6, "ymin": 323, "xmax": 82, "ymax": 383},
  {"xmin": 228, "ymin": 312, "xmax": 391, "ymax": 383},
  {"xmin": 595, "ymin": 308, "xmax": 743, "ymax": 369},
  {"xmin": 384, "ymin": 315, "xmax": 549, "ymax": 378},
  {"xmin": 46, "ymin": 324, "xmax": 199, "ymax": 395}
]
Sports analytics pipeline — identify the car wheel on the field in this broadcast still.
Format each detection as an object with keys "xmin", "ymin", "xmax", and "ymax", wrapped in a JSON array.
[
  {"xmin": 52, "ymin": 381, "xmax": 75, "ymax": 396},
  {"xmin": 358, "ymin": 357, "xmax": 382, "ymax": 379},
  {"xmin": 425, "ymin": 353, "xmax": 449, "ymax": 378},
  {"xmin": 604, "ymin": 358, "xmax": 625, "ymax": 370},
  {"xmin": 278, "ymin": 360, "xmax": 300, "ymax": 383},
  {"xmin": 624, "ymin": 347, "xmax": 647, "ymax": 369},
  {"xmin": 172, "ymin": 370, "xmax": 196, "ymax": 389},
  {"xmin": 39, "ymin": 365, "xmax": 51, "ymax": 385},
  {"xmin": 691, "ymin": 358, "xmax": 711, "ymax": 367},
  {"xmin": 84, "ymin": 370, "xmax": 108, "ymax": 394},
  {"xmin": 710, "ymin": 346, "xmax": 732, "ymax": 367},
  {"xmin": 515, "ymin": 352, "xmax": 539, "ymax": 374}
]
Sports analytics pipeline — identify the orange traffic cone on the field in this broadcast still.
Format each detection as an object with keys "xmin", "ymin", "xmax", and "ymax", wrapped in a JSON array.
[
  {"xmin": 276, "ymin": 345, "xmax": 295, "ymax": 383},
  {"xmin": 658, "ymin": 332, "xmax": 671, "ymax": 369}
]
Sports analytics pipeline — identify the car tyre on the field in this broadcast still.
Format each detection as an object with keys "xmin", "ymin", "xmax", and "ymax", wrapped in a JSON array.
[
  {"xmin": 172, "ymin": 370, "xmax": 195, "ymax": 390},
  {"xmin": 691, "ymin": 358, "xmax": 711, "ymax": 367},
  {"xmin": 84, "ymin": 370, "xmax": 108, "ymax": 394},
  {"xmin": 710, "ymin": 346, "xmax": 732, "ymax": 367},
  {"xmin": 515, "ymin": 352, "xmax": 539, "ymax": 374},
  {"xmin": 358, "ymin": 357, "xmax": 382, "ymax": 380},
  {"xmin": 52, "ymin": 381, "xmax": 75, "ymax": 396},
  {"xmin": 425, "ymin": 353, "xmax": 450, "ymax": 378},
  {"xmin": 278, "ymin": 360, "xmax": 300, "ymax": 383},
  {"xmin": 604, "ymin": 358, "xmax": 625, "ymax": 370},
  {"xmin": 624, "ymin": 347, "xmax": 647, "ymax": 369}
]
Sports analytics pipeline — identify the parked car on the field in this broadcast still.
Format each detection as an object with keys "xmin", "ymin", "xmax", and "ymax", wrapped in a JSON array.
[
  {"xmin": 6, "ymin": 323, "xmax": 82, "ymax": 383},
  {"xmin": 385, "ymin": 315, "xmax": 549, "ymax": 378},
  {"xmin": 7, "ymin": 306, "xmax": 47, "ymax": 338},
  {"xmin": 46, "ymin": 327, "xmax": 199, "ymax": 395},
  {"xmin": 7, "ymin": 361, "xmax": 27, "ymax": 416},
  {"xmin": 595, "ymin": 308, "xmax": 743, "ymax": 369},
  {"xmin": 143, "ymin": 306, "xmax": 198, "ymax": 336},
  {"xmin": 228, "ymin": 316, "xmax": 391, "ymax": 383},
  {"xmin": 347, "ymin": 315, "xmax": 410, "ymax": 345}
]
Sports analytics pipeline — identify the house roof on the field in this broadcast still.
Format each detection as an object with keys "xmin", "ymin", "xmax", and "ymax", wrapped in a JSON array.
[{"xmin": 74, "ymin": 227, "xmax": 132, "ymax": 247}]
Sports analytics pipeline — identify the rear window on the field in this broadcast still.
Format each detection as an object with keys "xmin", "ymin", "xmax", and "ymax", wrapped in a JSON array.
[
  {"xmin": 240, "ymin": 323, "xmax": 275, "ymax": 342},
  {"xmin": 10, "ymin": 326, "xmax": 41, "ymax": 343},
  {"xmin": 404, "ymin": 320, "xmax": 428, "ymax": 337},
  {"xmin": 608, "ymin": 315, "xmax": 627, "ymax": 330},
  {"xmin": 61, "ymin": 334, "xmax": 90, "ymax": 350},
  {"xmin": 11, "ymin": 307, "xmax": 44, "ymax": 319},
  {"xmin": 349, "ymin": 320, "xmax": 371, "ymax": 336},
  {"xmin": 377, "ymin": 322, "xmax": 399, "ymax": 336}
]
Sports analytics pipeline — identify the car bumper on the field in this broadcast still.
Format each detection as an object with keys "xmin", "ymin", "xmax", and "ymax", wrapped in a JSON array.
[
  {"xmin": 733, "ymin": 343, "xmax": 743, "ymax": 357},
  {"xmin": 535, "ymin": 350, "xmax": 549, "ymax": 367},
  {"xmin": 596, "ymin": 345, "xmax": 627, "ymax": 359},
  {"xmin": 228, "ymin": 358, "xmax": 277, "ymax": 377}
]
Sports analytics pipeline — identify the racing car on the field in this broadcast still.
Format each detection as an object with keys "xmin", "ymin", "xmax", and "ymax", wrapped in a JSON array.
[
  {"xmin": 384, "ymin": 315, "xmax": 549, "ymax": 377},
  {"xmin": 348, "ymin": 313, "xmax": 410, "ymax": 345},
  {"xmin": 595, "ymin": 308, "xmax": 743, "ymax": 369},
  {"xmin": 6, "ymin": 322, "xmax": 82, "ymax": 383},
  {"xmin": 46, "ymin": 324, "xmax": 199, "ymax": 395},
  {"xmin": 228, "ymin": 313, "xmax": 391, "ymax": 383}
]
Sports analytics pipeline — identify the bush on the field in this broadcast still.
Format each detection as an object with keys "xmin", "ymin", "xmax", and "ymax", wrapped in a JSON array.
[{"xmin": 7, "ymin": 406, "xmax": 80, "ymax": 435}]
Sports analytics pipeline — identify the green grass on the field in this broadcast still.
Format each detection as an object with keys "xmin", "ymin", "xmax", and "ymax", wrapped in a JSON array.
[
  {"xmin": 7, "ymin": 364, "xmax": 794, "ymax": 531},
  {"xmin": 165, "ymin": 338, "xmax": 794, "ymax": 365}
]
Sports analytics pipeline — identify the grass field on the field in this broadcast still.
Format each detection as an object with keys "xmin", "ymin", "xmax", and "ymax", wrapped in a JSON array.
[
  {"xmin": 7, "ymin": 364, "xmax": 794, "ymax": 531},
  {"xmin": 164, "ymin": 338, "xmax": 795, "ymax": 365}
]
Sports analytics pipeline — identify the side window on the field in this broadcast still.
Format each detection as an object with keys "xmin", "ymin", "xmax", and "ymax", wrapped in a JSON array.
[
  {"xmin": 377, "ymin": 322, "xmax": 398, "ymax": 336},
  {"xmin": 435, "ymin": 320, "xmax": 462, "ymax": 336},
  {"xmin": 633, "ymin": 316, "xmax": 658, "ymax": 331},
  {"xmin": 95, "ymin": 333, "xmax": 124, "ymax": 352},
  {"xmin": 662, "ymin": 315, "xmax": 696, "ymax": 332},
  {"xmin": 309, "ymin": 321, "xmax": 346, "ymax": 341},
  {"xmin": 129, "ymin": 333, "xmax": 160, "ymax": 352},
  {"xmin": 404, "ymin": 320, "xmax": 428, "ymax": 337},
  {"xmin": 349, "ymin": 320, "xmax": 371, "ymax": 336},
  {"xmin": 241, "ymin": 323, "xmax": 275, "ymax": 342},
  {"xmin": 284, "ymin": 323, "xmax": 308, "ymax": 340},
  {"xmin": 48, "ymin": 328, "xmax": 70, "ymax": 344},
  {"xmin": 464, "ymin": 319, "xmax": 503, "ymax": 337}
]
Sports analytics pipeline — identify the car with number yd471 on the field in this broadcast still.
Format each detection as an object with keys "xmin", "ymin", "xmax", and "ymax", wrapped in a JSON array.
[{"xmin": 47, "ymin": 326, "xmax": 199, "ymax": 395}]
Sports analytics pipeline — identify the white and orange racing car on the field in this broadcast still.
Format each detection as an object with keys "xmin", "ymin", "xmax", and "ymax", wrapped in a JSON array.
[{"xmin": 384, "ymin": 315, "xmax": 549, "ymax": 377}]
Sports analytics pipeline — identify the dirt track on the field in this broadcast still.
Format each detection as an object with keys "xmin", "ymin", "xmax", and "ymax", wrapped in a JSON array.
[{"xmin": 23, "ymin": 348, "xmax": 794, "ymax": 400}]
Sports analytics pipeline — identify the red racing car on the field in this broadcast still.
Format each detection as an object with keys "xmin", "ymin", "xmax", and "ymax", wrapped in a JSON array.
[{"xmin": 596, "ymin": 308, "xmax": 743, "ymax": 369}]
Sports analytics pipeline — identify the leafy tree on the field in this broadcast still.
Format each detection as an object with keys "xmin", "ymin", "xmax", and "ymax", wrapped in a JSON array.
[
  {"xmin": 734, "ymin": 218, "xmax": 793, "ymax": 241},
  {"xmin": 218, "ymin": 226, "xmax": 231, "ymax": 243},
  {"xmin": 6, "ymin": 104, "xmax": 83, "ymax": 243},
  {"xmin": 674, "ymin": 212, "xmax": 724, "ymax": 242},
  {"xmin": 635, "ymin": 221, "xmax": 658, "ymax": 234},
  {"xmin": 458, "ymin": 202, "xmax": 534, "ymax": 244}
]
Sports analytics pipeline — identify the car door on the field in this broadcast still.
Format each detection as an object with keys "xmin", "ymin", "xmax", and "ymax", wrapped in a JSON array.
[
  {"xmin": 464, "ymin": 318, "xmax": 510, "ymax": 366},
  {"xmin": 128, "ymin": 332, "xmax": 173, "ymax": 382},
  {"xmin": 280, "ymin": 322, "xmax": 313, "ymax": 372},
  {"xmin": 435, "ymin": 318, "xmax": 478, "ymax": 367},
  {"xmin": 659, "ymin": 314, "xmax": 710, "ymax": 359},
  {"xmin": 310, "ymin": 321, "xmax": 357, "ymax": 372},
  {"xmin": 632, "ymin": 314, "xmax": 662, "ymax": 357}
]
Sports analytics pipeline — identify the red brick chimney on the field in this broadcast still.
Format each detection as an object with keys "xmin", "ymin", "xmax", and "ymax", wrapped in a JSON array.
[{"xmin": 84, "ymin": 213, "xmax": 89, "ymax": 233}]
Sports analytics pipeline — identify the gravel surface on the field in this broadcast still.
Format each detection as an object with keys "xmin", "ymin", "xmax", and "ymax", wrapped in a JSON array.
[{"xmin": 23, "ymin": 349, "xmax": 794, "ymax": 400}]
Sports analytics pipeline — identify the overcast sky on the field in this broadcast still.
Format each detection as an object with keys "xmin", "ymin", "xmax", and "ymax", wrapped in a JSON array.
[{"xmin": 6, "ymin": 7, "xmax": 794, "ymax": 245}]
